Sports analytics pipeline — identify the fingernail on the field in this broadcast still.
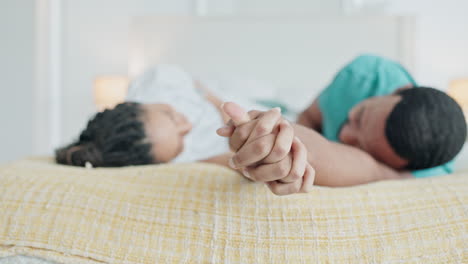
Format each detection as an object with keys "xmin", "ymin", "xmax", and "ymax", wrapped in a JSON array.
[
  {"xmin": 220, "ymin": 102, "xmax": 226, "ymax": 109},
  {"xmin": 228, "ymin": 158, "xmax": 236, "ymax": 169},
  {"xmin": 273, "ymin": 107, "xmax": 282, "ymax": 113}
]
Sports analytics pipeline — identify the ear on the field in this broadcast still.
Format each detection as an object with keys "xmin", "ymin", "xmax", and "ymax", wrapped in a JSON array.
[{"xmin": 394, "ymin": 83, "xmax": 413, "ymax": 94}]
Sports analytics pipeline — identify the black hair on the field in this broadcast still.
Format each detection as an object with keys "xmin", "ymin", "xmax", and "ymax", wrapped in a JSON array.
[
  {"xmin": 55, "ymin": 102, "xmax": 155, "ymax": 167},
  {"xmin": 385, "ymin": 87, "xmax": 467, "ymax": 170}
]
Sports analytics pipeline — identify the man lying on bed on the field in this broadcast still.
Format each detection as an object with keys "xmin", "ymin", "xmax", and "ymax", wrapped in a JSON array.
[{"xmin": 56, "ymin": 55, "xmax": 467, "ymax": 195}]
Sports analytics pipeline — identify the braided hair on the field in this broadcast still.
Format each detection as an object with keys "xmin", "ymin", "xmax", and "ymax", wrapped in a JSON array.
[
  {"xmin": 385, "ymin": 87, "xmax": 467, "ymax": 170},
  {"xmin": 56, "ymin": 102, "xmax": 155, "ymax": 167}
]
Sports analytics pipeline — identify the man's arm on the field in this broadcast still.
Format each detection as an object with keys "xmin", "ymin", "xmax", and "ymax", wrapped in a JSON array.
[
  {"xmin": 217, "ymin": 102, "xmax": 408, "ymax": 193},
  {"xmin": 296, "ymin": 100, "xmax": 323, "ymax": 132},
  {"xmin": 292, "ymin": 123, "xmax": 410, "ymax": 187}
]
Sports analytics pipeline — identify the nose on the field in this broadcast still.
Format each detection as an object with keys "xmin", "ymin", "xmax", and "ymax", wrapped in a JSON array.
[
  {"xmin": 179, "ymin": 120, "xmax": 192, "ymax": 136},
  {"xmin": 172, "ymin": 110, "xmax": 192, "ymax": 136}
]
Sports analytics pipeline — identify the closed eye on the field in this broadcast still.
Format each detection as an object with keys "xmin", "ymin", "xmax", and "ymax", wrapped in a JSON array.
[{"xmin": 163, "ymin": 110, "xmax": 176, "ymax": 122}]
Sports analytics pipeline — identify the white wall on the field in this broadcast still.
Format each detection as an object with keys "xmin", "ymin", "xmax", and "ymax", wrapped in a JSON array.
[
  {"xmin": 59, "ymin": 0, "xmax": 344, "ymax": 145},
  {"xmin": 39, "ymin": 0, "xmax": 468, "ymax": 152},
  {"xmin": 233, "ymin": 0, "xmax": 468, "ymax": 89},
  {"xmin": 0, "ymin": 0, "xmax": 35, "ymax": 163},
  {"xmin": 60, "ymin": 0, "xmax": 192, "ymax": 146},
  {"xmin": 235, "ymin": 0, "xmax": 342, "ymax": 16},
  {"xmin": 1, "ymin": 0, "xmax": 466, "ymax": 161},
  {"xmin": 385, "ymin": 0, "xmax": 468, "ymax": 89}
]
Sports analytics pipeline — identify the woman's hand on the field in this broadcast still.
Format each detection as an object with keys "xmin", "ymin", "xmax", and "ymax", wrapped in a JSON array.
[{"xmin": 217, "ymin": 102, "xmax": 315, "ymax": 195}]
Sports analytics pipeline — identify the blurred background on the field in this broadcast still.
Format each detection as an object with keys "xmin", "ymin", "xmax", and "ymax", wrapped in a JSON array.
[{"xmin": 1, "ymin": 0, "xmax": 468, "ymax": 164}]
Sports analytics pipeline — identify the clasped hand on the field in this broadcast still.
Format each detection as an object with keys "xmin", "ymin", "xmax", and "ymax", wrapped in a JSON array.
[{"xmin": 217, "ymin": 102, "xmax": 315, "ymax": 195}]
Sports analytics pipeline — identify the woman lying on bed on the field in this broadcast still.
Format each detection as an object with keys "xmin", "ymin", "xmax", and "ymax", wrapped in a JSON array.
[{"xmin": 56, "ymin": 56, "xmax": 466, "ymax": 195}]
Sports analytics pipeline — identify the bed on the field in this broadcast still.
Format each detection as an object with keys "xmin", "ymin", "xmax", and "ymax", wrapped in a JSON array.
[
  {"xmin": 0, "ymin": 158, "xmax": 466, "ymax": 263},
  {"xmin": 2, "ymin": 16, "xmax": 467, "ymax": 264}
]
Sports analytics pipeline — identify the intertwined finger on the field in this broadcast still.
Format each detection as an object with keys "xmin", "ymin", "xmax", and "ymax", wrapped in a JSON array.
[
  {"xmin": 266, "ymin": 176, "xmax": 303, "ymax": 196},
  {"xmin": 299, "ymin": 164, "xmax": 315, "ymax": 193},
  {"xmin": 277, "ymin": 137, "xmax": 307, "ymax": 183},
  {"xmin": 243, "ymin": 153, "xmax": 293, "ymax": 182},
  {"xmin": 216, "ymin": 119, "xmax": 235, "ymax": 137},
  {"xmin": 216, "ymin": 106, "xmax": 263, "ymax": 138},
  {"xmin": 261, "ymin": 120, "xmax": 294, "ymax": 164},
  {"xmin": 229, "ymin": 120, "xmax": 258, "ymax": 152},
  {"xmin": 266, "ymin": 163, "xmax": 315, "ymax": 195},
  {"xmin": 230, "ymin": 134, "xmax": 276, "ymax": 169},
  {"xmin": 247, "ymin": 110, "xmax": 263, "ymax": 119},
  {"xmin": 245, "ymin": 107, "xmax": 281, "ymax": 144},
  {"xmin": 228, "ymin": 110, "xmax": 276, "ymax": 151}
]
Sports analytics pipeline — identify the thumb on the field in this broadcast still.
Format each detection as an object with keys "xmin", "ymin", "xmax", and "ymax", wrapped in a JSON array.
[
  {"xmin": 221, "ymin": 102, "xmax": 251, "ymax": 126},
  {"xmin": 216, "ymin": 120, "xmax": 235, "ymax": 137}
]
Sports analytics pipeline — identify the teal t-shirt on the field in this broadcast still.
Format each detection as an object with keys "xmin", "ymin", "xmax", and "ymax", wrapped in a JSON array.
[{"xmin": 318, "ymin": 54, "xmax": 454, "ymax": 178}]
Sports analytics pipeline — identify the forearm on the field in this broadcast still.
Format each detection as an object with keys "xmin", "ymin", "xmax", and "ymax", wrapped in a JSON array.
[
  {"xmin": 296, "ymin": 111, "xmax": 318, "ymax": 131},
  {"xmin": 194, "ymin": 80, "xmax": 230, "ymax": 123},
  {"xmin": 201, "ymin": 152, "xmax": 254, "ymax": 181},
  {"xmin": 292, "ymin": 124, "xmax": 403, "ymax": 186},
  {"xmin": 296, "ymin": 100, "xmax": 322, "ymax": 133},
  {"xmin": 208, "ymin": 126, "xmax": 397, "ymax": 186}
]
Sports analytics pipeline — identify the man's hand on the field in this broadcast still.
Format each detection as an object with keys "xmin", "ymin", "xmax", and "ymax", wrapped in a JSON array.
[{"xmin": 217, "ymin": 102, "xmax": 315, "ymax": 195}]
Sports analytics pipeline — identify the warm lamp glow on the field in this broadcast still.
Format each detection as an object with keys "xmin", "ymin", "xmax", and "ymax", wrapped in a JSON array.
[
  {"xmin": 448, "ymin": 79, "xmax": 468, "ymax": 120},
  {"xmin": 94, "ymin": 76, "xmax": 129, "ymax": 111}
]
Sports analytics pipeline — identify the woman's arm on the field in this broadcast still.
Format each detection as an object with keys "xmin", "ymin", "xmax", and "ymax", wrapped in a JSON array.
[
  {"xmin": 194, "ymin": 80, "xmax": 230, "ymax": 123},
  {"xmin": 201, "ymin": 152, "xmax": 254, "ymax": 181},
  {"xmin": 201, "ymin": 152, "xmax": 234, "ymax": 168}
]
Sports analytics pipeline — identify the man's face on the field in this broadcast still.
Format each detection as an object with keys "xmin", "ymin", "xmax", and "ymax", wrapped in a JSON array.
[{"xmin": 339, "ymin": 95, "xmax": 409, "ymax": 169}]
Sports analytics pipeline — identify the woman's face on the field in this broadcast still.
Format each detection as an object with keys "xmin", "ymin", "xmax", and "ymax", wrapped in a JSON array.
[
  {"xmin": 338, "ymin": 95, "xmax": 409, "ymax": 169},
  {"xmin": 141, "ymin": 104, "xmax": 192, "ymax": 163}
]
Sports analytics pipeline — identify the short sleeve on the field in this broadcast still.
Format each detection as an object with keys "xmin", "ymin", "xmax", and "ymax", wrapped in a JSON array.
[
  {"xmin": 411, "ymin": 161, "xmax": 454, "ymax": 178},
  {"xmin": 318, "ymin": 69, "xmax": 376, "ymax": 141},
  {"xmin": 317, "ymin": 54, "xmax": 417, "ymax": 142}
]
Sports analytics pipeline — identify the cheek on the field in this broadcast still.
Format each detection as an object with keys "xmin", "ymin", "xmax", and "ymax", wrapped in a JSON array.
[
  {"xmin": 360, "ymin": 121, "xmax": 384, "ymax": 157},
  {"xmin": 154, "ymin": 138, "xmax": 179, "ymax": 162},
  {"xmin": 152, "ymin": 128, "xmax": 183, "ymax": 162}
]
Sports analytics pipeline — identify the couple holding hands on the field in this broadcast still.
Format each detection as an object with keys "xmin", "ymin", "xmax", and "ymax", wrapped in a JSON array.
[{"xmin": 56, "ymin": 55, "xmax": 467, "ymax": 195}]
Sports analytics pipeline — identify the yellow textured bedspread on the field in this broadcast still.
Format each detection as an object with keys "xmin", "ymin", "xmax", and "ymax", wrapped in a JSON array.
[{"xmin": 0, "ymin": 158, "xmax": 466, "ymax": 263}]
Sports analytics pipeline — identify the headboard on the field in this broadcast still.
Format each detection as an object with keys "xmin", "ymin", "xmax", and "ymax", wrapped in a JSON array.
[{"xmin": 129, "ymin": 16, "xmax": 415, "ymax": 110}]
